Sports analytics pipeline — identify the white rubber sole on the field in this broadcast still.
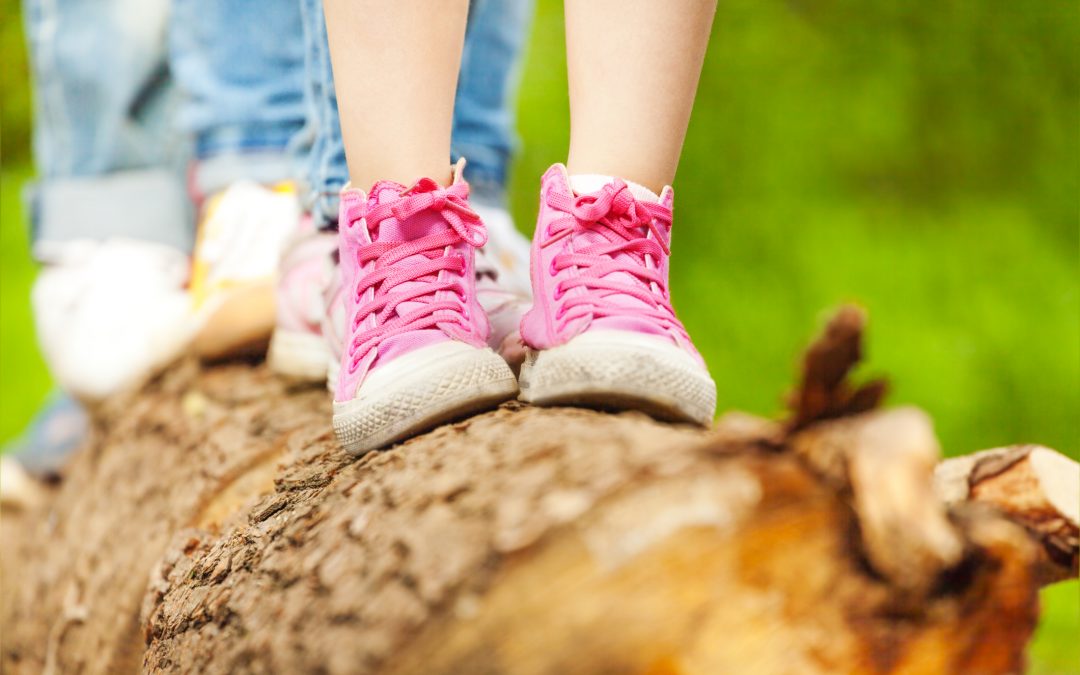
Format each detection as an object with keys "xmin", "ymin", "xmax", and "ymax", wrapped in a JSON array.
[
  {"xmin": 268, "ymin": 328, "xmax": 332, "ymax": 382},
  {"xmin": 518, "ymin": 330, "xmax": 717, "ymax": 426},
  {"xmin": 333, "ymin": 341, "xmax": 519, "ymax": 454}
]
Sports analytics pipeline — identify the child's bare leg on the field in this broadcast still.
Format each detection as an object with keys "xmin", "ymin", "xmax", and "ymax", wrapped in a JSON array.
[
  {"xmin": 323, "ymin": 0, "xmax": 469, "ymax": 188},
  {"xmin": 564, "ymin": 0, "xmax": 717, "ymax": 193}
]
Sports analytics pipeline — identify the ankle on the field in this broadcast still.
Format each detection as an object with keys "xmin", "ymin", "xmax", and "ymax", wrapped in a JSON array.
[
  {"xmin": 564, "ymin": 158, "xmax": 672, "ymax": 196},
  {"xmin": 349, "ymin": 167, "xmax": 454, "ymax": 192},
  {"xmin": 567, "ymin": 173, "xmax": 661, "ymax": 203}
]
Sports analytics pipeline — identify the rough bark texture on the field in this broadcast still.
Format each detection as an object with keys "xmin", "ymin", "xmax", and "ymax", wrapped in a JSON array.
[{"xmin": 2, "ymin": 309, "xmax": 1076, "ymax": 674}]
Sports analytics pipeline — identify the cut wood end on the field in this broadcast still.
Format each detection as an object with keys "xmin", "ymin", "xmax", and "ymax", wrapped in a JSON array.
[
  {"xmin": 935, "ymin": 445, "xmax": 1079, "ymax": 585},
  {"xmin": 1026, "ymin": 447, "xmax": 1079, "ymax": 527},
  {"xmin": 936, "ymin": 445, "xmax": 1079, "ymax": 526}
]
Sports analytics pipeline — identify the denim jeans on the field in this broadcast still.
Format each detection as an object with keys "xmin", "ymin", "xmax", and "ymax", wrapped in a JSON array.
[
  {"xmin": 23, "ymin": 0, "xmax": 533, "ymax": 254},
  {"xmin": 169, "ymin": 0, "xmax": 309, "ymax": 198},
  {"xmin": 454, "ymin": 0, "xmax": 534, "ymax": 206},
  {"xmin": 298, "ymin": 0, "xmax": 533, "ymax": 224},
  {"xmin": 297, "ymin": 0, "xmax": 346, "ymax": 227},
  {"xmin": 23, "ymin": 0, "xmax": 191, "ymax": 258}
]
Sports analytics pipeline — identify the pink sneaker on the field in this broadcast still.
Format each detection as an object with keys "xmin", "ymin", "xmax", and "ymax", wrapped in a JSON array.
[
  {"xmin": 267, "ymin": 217, "xmax": 338, "ymax": 381},
  {"xmin": 321, "ymin": 205, "xmax": 530, "ymax": 388},
  {"xmin": 518, "ymin": 165, "xmax": 716, "ymax": 425},
  {"xmin": 332, "ymin": 162, "xmax": 518, "ymax": 453}
]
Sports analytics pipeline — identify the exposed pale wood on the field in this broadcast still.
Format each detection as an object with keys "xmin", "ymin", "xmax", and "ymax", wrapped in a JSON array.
[
  {"xmin": 790, "ymin": 407, "xmax": 965, "ymax": 596},
  {"xmin": 383, "ymin": 453, "xmax": 1039, "ymax": 675},
  {"xmin": 785, "ymin": 308, "xmax": 964, "ymax": 596},
  {"xmin": 935, "ymin": 445, "xmax": 1079, "ymax": 584}
]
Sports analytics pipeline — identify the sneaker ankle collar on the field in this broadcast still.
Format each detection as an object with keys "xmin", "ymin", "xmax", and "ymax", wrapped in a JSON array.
[{"xmin": 568, "ymin": 173, "xmax": 663, "ymax": 203}]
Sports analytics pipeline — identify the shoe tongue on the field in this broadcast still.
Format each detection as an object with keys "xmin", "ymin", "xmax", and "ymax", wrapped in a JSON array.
[
  {"xmin": 367, "ymin": 179, "xmax": 453, "ymax": 242},
  {"xmin": 566, "ymin": 175, "xmax": 671, "ymax": 339},
  {"xmin": 366, "ymin": 179, "xmax": 458, "ymax": 364},
  {"xmin": 369, "ymin": 180, "xmax": 408, "ymax": 203},
  {"xmin": 568, "ymin": 174, "xmax": 661, "ymax": 203}
]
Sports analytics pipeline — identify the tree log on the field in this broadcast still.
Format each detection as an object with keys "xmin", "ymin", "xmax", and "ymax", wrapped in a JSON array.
[
  {"xmin": 2, "ymin": 309, "xmax": 1076, "ymax": 674},
  {"xmin": 934, "ymin": 445, "xmax": 1079, "ymax": 585}
]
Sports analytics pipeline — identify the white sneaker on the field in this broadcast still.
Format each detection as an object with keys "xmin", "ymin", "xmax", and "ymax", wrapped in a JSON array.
[
  {"xmin": 267, "ymin": 218, "xmax": 338, "ymax": 381},
  {"xmin": 191, "ymin": 181, "xmax": 300, "ymax": 359},
  {"xmin": 32, "ymin": 238, "xmax": 194, "ymax": 402},
  {"xmin": 472, "ymin": 202, "xmax": 532, "ymax": 370},
  {"xmin": 472, "ymin": 202, "xmax": 532, "ymax": 295}
]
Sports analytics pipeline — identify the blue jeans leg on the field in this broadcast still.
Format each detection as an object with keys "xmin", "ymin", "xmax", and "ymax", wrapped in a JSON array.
[
  {"xmin": 169, "ymin": 0, "xmax": 308, "ymax": 197},
  {"xmin": 22, "ymin": 0, "xmax": 191, "ymax": 258},
  {"xmin": 301, "ymin": 0, "xmax": 533, "ymax": 224},
  {"xmin": 453, "ymin": 0, "xmax": 534, "ymax": 207},
  {"xmin": 299, "ymin": 0, "xmax": 347, "ymax": 228}
]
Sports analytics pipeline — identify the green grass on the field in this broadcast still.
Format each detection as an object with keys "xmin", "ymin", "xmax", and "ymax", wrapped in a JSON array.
[
  {"xmin": 0, "ymin": 166, "xmax": 51, "ymax": 443},
  {"xmin": 1, "ymin": 0, "xmax": 1076, "ymax": 669}
]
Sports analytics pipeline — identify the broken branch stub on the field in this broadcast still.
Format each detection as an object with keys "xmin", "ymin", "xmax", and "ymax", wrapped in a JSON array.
[
  {"xmin": 787, "ymin": 305, "xmax": 888, "ymax": 432},
  {"xmin": 785, "ymin": 308, "xmax": 962, "ymax": 595}
]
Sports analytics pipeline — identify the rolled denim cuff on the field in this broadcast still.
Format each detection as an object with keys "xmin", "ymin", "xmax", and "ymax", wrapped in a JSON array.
[
  {"xmin": 452, "ymin": 143, "xmax": 509, "ymax": 208},
  {"xmin": 194, "ymin": 122, "xmax": 304, "ymax": 161},
  {"xmin": 28, "ymin": 168, "xmax": 193, "ymax": 261},
  {"xmin": 191, "ymin": 151, "xmax": 297, "ymax": 199}
]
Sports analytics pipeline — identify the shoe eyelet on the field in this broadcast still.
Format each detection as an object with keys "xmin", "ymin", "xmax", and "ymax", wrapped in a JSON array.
[
  {"xmin": 548, "ymin": 258, "xmax": 558, "ymax": 276},
  {"xmin": 553, "ymin": 284, "xmax": 565, "ymax": 301}
]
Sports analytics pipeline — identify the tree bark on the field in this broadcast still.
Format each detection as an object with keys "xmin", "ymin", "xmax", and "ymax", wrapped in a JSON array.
[{"xmin": 2, "ymin": 309, "xmax": 1076, "ymax": 674}]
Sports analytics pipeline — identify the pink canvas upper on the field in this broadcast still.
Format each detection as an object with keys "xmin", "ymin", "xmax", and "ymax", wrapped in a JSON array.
[
  {"xmin": 520, "ymin": 165, "xmax": 703, "ymax": 365},
  {"xmin": 335, "ymin": 174, "xmax": 489, "ymax": 402},
  {"xmin": 276, "ymin": 215, "xmax": 338, "ymax": 336}
]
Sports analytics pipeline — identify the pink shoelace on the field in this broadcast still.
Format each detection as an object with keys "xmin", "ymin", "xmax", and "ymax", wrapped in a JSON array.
[
  {"xmin": 543, "ymin": 180, "xmax": 689, "ymax": 339},
  {"xmin": 341, "ymin": 180, "xmax": 486, "ymax": 371}
]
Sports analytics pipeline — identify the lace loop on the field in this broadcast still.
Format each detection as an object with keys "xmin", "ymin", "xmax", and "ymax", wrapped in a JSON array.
[
  {"xmin": 342, "ymin": 181, "xmax": 486, "ymax": 364},
  {"xmin": 370, "ymin": 180, "xmax": 488, "ymax": 248},
  {"xmin": 542, "ymin": 180, "xmax": 687, "ymax": 339}
]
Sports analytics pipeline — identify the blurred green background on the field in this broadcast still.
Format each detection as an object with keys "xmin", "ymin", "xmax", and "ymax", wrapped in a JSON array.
[{"xmin": 1, "ymin": 0, "xmax": 1076, "ymax": 670}]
